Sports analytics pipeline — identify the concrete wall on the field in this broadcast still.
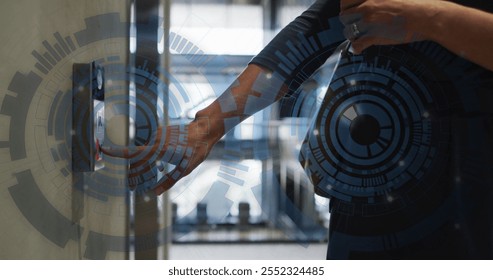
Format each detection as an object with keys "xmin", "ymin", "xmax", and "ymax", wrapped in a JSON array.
[{"xmin": 0, "ymin": 0, "xmax": 131, "ymax": 259}]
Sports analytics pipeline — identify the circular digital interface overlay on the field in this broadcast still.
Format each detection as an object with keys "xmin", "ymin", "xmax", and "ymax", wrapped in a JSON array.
[{"xmin": 299, "ymin": 45, "xmax": 459, "ymax": 214}]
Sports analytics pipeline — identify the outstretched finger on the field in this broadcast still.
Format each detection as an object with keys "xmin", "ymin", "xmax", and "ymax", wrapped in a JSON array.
[{"xmin": 153, "ymin": 141, "xmax": 210, "ymax": 195}]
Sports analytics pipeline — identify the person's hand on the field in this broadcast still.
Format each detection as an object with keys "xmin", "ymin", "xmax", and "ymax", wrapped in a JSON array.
[
  {"xmin": 340, "ymin": 0, "xmax": 443, "ymax": 54},
  {"xmin": 101, "ymin": 63, "xmax": 282, "ymax": 195},
  {"xmin": 102, "ymin": 117, "xmax": 221, "ymax": 195}
]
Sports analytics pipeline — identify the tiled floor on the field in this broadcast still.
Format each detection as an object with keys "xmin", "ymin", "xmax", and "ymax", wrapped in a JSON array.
[{"xmin": 169, "ymin": 243, "xmax": 328, "ymax": 260}]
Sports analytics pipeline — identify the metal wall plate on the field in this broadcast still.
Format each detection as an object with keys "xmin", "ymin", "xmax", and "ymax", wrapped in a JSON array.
[{"xmin": 72, "ymin": 62, "xmax": 104, "ymax": 172}]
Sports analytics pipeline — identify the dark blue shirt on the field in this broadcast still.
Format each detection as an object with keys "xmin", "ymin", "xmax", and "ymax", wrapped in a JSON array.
[{"xmin": 251, "ymin": 0, "xmax": 493, "ymax": 259}]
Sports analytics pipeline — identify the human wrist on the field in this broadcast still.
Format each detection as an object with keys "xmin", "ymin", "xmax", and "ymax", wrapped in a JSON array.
[{"xmin": 194, "ymin": 106, "xmax": 226, "ymax": 143}]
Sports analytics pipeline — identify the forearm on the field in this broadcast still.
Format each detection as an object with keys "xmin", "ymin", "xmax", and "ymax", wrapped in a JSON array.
[
  {"xmin": 195, "ymin": 64, "xmax": 286, "ymax": 141},
  {"xmin": 425, "ymin": 1, "xmax": 493, "ymax": 71},
  {"xmin": 195, "ymin": 0, "xmax": 343, "ymax": 141}
]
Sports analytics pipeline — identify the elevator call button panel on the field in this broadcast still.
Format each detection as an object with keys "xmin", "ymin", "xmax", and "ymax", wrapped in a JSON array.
[{"xmin": 72, "ymin": 62, "xmax": 104, "ymax": 172}]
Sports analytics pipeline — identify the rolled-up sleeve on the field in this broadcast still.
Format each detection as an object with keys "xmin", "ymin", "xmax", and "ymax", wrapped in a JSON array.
[{"xmin": 250, "ymin": 0, "xmax": 345, "ymax": 94}]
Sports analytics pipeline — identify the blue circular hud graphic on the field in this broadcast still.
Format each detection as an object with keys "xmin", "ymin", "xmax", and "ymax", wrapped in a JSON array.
[
  {"xmin": 297, "ymin": 44, "xmax": 461, "ymax": 226},
  {"xmin": 294, "ymin": 41, "xmax": 493, "ymax": 257},
  {"xmin": 300, "ymin": 47, "xmax": 446, "ymax": 203},
  {"xmin": 2, "ymin": 12, "xmax": 242, "ymax": 258}
]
